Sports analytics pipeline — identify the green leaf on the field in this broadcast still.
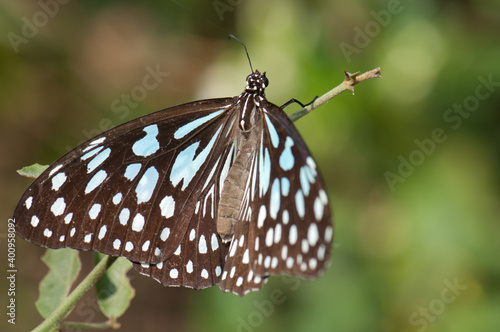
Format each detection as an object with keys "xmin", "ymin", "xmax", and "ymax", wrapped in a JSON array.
[
  {"xmin": 36, "ymin": 249, "xmax": 81, "ymax": 319},
  {"xmin": 17, "ymin": 163, "xmax": 49, "ymax": 178},
  {"xmin": 94, "ymin": 253, "xmax": 134, "ymax": 319}
]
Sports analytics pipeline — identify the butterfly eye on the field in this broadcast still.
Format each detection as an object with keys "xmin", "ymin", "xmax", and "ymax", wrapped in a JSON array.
[{"xmin": 261, "ymin": 73, "xmax": 269, "ymax": 88}]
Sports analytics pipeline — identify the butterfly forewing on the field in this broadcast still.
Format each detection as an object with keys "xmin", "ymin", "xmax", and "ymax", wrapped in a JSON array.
[
  {"xmin": 219, "ymin": 100, "xmax": 333, "ymax": 295},
  {"xmin": 14, "ymin": 98, "xmax": 237, "ymax": 265}
]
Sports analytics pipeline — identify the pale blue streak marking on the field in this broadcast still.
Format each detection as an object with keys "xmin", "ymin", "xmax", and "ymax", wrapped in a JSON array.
[
  {"xmin": 119, "ymin": 208, "xmax": 130, "ymax": 225},
  {"xmin": 81, "ymin": 145, "xmax": 104, "ymax": 161},
  {"xmin": 305, "ymin": 164, "xmax": 316, "ymax": 183},
  {"xmin": 89, "ymin": 203, "xmax": 101, "ymax": 219},
  {"xmin": 170, "ymin": 125, "xmax": 222, "ymax": 190},
  {"xmin": 281, "ymin": 177, "xmax": 290, "ymax": 196},
  {"xmin": 112, "ymin": 192, "xmax": 122, "ymax": 205},
  {"xmin": 124, "ymin": 163, "xmax": 141, "ymax": 181},
  {"xmin": 269, "ymin": 178, "xmax": 281, "ymax": 219},
  {"xmin": 87, "ymin": 148, "xmax": 111, "ymax": 173},
  {"xmin": 299, "ymin": 166, "xmax": 311, "ymax": 196},
  {"xmin": 264, "ymin": 114, "xmax": 279, "ymax": 148},
  {"xmin": 135, "ymin": 166, "xmax": 159, "ymax": 204},
  {"xmin": 314, "ymin": 196, "xmax": 324, "ymax": 221},
  {"xmin": 279, "ymin": 136, "xmax": 295, "ymax": 171},
  {"xmin": 295, "ymin": 189, "xmax": 305, "ymax": 219},
  {"xmin": 85, "ymin": 170, "xmax": 107, "ymax": 194},
  {"xmin": 174, "ymin": 110, "xmax": 223, "ymax": 139},
  {"xmin": 258, "ymin": 131, "xmax": 271, "ymax": 198},
  {"xmin": 159, "ymin": 195, "xmax": 175, "ymax": 218},
  {"xmin": 259, "ymin": 147, "xmax": 271, "ymax": 197},
  {"xmin": 132, "ymin": 124, "xmax": 159, "ymax": 157}
]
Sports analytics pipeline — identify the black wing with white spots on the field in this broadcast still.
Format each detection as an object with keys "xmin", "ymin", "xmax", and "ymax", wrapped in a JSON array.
[
  {"xmin": 14, "ymin": 98, "xmax": 238, "ymax": 267},
  {"xmin": 13, "ymin": 69, "xmax": 334, "ymax": 296}
]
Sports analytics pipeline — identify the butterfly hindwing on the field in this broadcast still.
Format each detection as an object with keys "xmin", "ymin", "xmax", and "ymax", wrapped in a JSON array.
[{"xmin": 219, "ymin": 100, "xmax": 333, "ymax": 295}]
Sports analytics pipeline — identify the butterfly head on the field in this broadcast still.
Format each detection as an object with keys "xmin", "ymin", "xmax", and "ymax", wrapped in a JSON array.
[{"xmin": 245, "ymin": 70, "xmax": 268, "ymax": 95}]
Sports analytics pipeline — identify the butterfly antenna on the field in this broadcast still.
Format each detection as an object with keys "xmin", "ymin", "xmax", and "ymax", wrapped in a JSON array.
[{"xmin": 228, "ymin": 34, "xmax": 254, "ymax": 73}]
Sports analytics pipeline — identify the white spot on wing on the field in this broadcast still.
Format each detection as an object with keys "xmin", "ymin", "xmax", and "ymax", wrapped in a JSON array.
[
  {"xmin": 50, "ymin": 197, "xmax": 66, "ymax": 216},
  {"xmin": 25, "ymin": 196, "xmax": 33, "ymax": 209},
  {"xmin": 49, "ymin": 164, "xmax": 63, "ymax": 177},
  {"xmin": 160, "ymin": 227, "xmax": 170, "ymax": 241},
  {"xmin": 281, "ymin": 177, "xmax": 290, "ymax": 196},
  {"xmin": 299, "ymin": 166, "xmax": 311, "ymax": 196},
  {"xmin": 135, "ymin": 166, "xmax": 159, "ymax": 204},
  {"xmin": 119, "ymin": 208, "xmax": 130, "ymax": 225},
  {"xmin": 125, "ymin": 241, "xmax": 134, "ymax": 252},
  {"xmin": 132, "ymin": 124, "xmax": 160, "ymax": 157},
  {"xmin": 269, "ymin": 178, "xmax": 280, "ymax": 219},
  {"xmin": 89, "ymin": 203, "xmax": 101, "ymax": 219},
  {"xmin": 81, "ymin": 146, "xmax": 104, "ymax": 161},
  {"xmin": 325, "ymin": 225, "xmax": 333, "ymax": 242},
  {"xmin": 274, "ymin": 224, "xmax": 282, "ymax": 243},
  {"xmin": 169, "ymin": 268, "xmax": 178, "ymax": 279},
  {"xmin": 257, "ymin": 205, "xmax": 266, "ymax": 228},
  {"xmin": 87, "ymin": 148, "xmax": 111, "ymax": 173},
  {"xmin": 199, "ymin": 235, "xmax": 207, "ymax": 254},
  {"xmin": 159, "ymin": 195, "xmax": 175, "ymax": 218},
  {"xmin": 314, "ymin": 196, "xmax": 324, "ymax": 221},
  {"xmin": 282, "ymin": 210, "xmax": 289, "ymax": 224},
  {"xmin": 289, "ymin": 224, "xmax": 298, "ymax": 245},
  {"xmin": 319, "ymin": 189, "xmax": 328, "ymax": 205},
  {"xmin": 211, "ymin": 233, "xmax": 219, "ymax": 251},
  {"xmin": 264, "ymin": 113, "xmax": 279, "ymax": 148},
  {"xmin": 89, "ymin": 137, "xmax": 106, "ymax": 146},
  {"xmin": 98, "ymin": 225, "xmax": 107, "ymax": 240},
  {"xmin": 229, "ymin": 238, "xmax": 238, "ymax": 257},
  {"xmin": 295, "ymin": 189, "xmax": 305, "ymax": 219},
  {"xmin": 279, "ymin": 136, "xmax": 295, "ymax": 171},
  {"xmin": 113, "ymin": 192, "xmax": 122, "ymax": 205},
  {"xmin": 131, "ymin": 213, "xmax": 145, "ymax": 232},
  {"xmin": 84, "ymin": 233, "xmax": 92, "ymax": 243},
  {"xmin": 64, "ymin": 213, "xmax": 73, "ymax": 224},
  {"xmin": 265, "ymin": 228, "xmax": 274, "ymax": 247},
  {"xmin": 242, "ymin": 249, "xmax": 250, "ymax": 264},
  {"xmin": 124, "ymin": 163, "xmax": 141, "ymax": 181},
  {"xmin": 51, "ymin": 172, "xmax": 67, "ymax": 191},
  {"xmin": 85, "ymin": 170, "xmax": 107, "ymax": 194},
  {"xmin": 259, "ymin": 142, "xmax": 271, "ymax": 197},
  {"xmin": 186, "ymin": 260, "xmax": 193, "ymax": 273},
  {"xmin": 31, "ymin": 215, "xmax": 39, "ymax": 227}
]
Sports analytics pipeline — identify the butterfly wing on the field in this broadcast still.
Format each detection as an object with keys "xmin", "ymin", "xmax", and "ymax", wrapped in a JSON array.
[
  {"xmin": 219, "ymin": 100, "xmax": 333, "ymax": 295},
  {"xmin": 14, "ymin": 98, "xmax": 238, "ymax": 268}
]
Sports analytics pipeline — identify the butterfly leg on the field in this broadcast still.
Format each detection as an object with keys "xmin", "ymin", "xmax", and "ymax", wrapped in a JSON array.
[{"xmin": 280, "ymin": 96, "xmax": 318, "ymax": 109}]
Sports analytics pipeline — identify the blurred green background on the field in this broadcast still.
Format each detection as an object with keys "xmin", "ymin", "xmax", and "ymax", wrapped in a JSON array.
[{"xmin": 1, "ymin": 0, "xmax": 499, "ymax": 331}]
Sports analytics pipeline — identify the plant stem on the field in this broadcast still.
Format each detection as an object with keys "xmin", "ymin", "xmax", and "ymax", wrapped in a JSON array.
[
  {"xmin": 289, "ymin": 67, "xmax": 381, "ymax": 122},
  {"xmin": 32, "ymin": 255, "xmax": 118, "ymax": 332}
]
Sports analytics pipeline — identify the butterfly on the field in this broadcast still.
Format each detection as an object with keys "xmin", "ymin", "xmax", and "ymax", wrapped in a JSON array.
[{"xmin": 13, "ymin": 60, "xmax": 333, "ymax": 296}]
